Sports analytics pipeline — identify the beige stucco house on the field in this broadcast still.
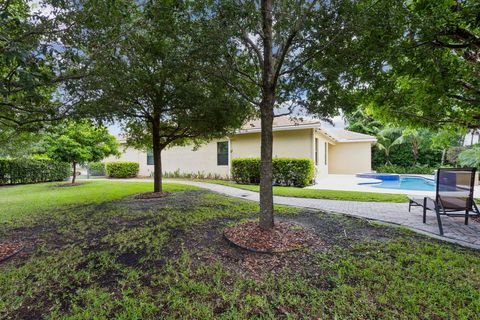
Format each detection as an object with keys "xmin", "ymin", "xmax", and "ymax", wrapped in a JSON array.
[{"xmin": 105, "ymin": 116, "xmax": 376, "ymax": 179}]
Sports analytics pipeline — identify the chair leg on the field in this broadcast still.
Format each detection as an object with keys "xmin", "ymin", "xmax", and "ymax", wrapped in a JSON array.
[
  {"xmin": 435, "ymin": 207, "xmax": 444, "ymax": 236},
  {"xmin": 408, "ymin": 201, "xmax": 411, "ymax": 212},
  {"xmin": 422, "ymin": 198, "xmax": 427, "ymax": 224},
  {"xmin": 465, "ymin": 209, "xmax": 469, "ymax": 225}
]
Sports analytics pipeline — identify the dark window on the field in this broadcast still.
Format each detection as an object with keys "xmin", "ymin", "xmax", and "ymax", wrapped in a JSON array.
[
  {"xmin": 147, "ymin": 150, "xmax": 154, "ymax": 165},
  {"xmin": 217, "ymin": 141, "xmax": 229, "ymax": 166},
  {"xmin": 324, "ymin": 142, "xmax": 328, "ymax": 165},
  {"xmin": 314, "ymin": 138, "xmax": 319, "ymax": 166}
]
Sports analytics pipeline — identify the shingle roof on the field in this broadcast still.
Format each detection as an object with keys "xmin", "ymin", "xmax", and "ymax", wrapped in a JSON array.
[
  {"xmin": 241, "ymin": 116, "xmax": 321, "ymax": 130},
  {"xmin": 321, "ymin": 128, "xmax": 376, "ymax": 142},
  {"xmin": 238, "ymin": 116, "xmax": 376, "ymax": 143}
]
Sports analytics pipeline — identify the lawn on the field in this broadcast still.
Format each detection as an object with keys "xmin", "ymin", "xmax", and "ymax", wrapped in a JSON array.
[
  {"xmin": 1, "ymin": 181, "xmax": 479, "ymax": 319},
  {"xmin": 196, "ymin": 179, "xmax": 409, "ymax": 203}
]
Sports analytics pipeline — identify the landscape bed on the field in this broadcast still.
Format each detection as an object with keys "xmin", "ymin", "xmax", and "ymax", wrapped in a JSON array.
[{"xmin": 0, "ymin": 181, "xmax": 479, "ymax": 319}]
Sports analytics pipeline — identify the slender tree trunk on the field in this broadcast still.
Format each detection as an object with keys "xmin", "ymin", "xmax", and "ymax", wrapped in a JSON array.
[
  {"xmin": 259, "ymin": 0, "xmax": 275, "ymax": 230},
  {"xmin": 151, "ymin": 116, "xmax": 163, "ymax": 193},
  {"xmin": 72, "ymin": 161, "xmax": 76, "ymax": 184},
  {"xmin": 441, "ymin": 148, "xmax": 446, "ymax": 166}
]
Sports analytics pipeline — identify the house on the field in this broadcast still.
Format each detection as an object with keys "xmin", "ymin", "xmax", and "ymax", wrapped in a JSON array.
[{"xmin": 105, "ymin": 116, "xmax": 376, "ymax": 179}]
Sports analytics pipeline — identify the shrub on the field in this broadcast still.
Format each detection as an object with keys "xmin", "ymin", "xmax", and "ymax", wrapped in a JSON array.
[
  {"xmin": 106, "ymin": 162, "xmax": 139, "ymax": 178},
  {"xmin": 231, "ymin": 158, "xmax": 314, "ymax": 187},
  {"xmin": 0, "ymin": 158, "xmax": 70, "ymax": 185},
  {"xmin": 458, "ymin": 147, "xmax": 480, "ymax": 170},
  {"xmin": 375, "ymin": 165, "xmax": 435, "ymax": 175},
  {"xmin": 88, "ymin": 162, "xmax": 106, "ymax": 176}
]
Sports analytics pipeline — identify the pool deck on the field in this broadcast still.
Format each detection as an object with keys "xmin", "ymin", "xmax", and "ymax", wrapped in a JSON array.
[{"xmin": 309, "ymin": 174, "xmax": 480, "ymax": 198}]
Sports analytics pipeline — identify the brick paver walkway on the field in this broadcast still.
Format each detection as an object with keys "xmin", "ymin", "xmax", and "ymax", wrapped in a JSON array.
[{"xmin": 164, "ymin": 180, "xmax": 480, "ymax": 250}]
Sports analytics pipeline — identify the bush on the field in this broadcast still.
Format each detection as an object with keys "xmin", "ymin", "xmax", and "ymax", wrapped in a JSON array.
[
  {"xmin": 375, "ymin": 165, "xmax": 435, "ymax": 175},
  {"xmin": 231, "ymin": 158, "xmax": 314, "ymax": 187},
  {"xmin": 0, "ymin": 158, "xmax": 70, "ymax": 185},
  {"xmin": 106, "ymin": 162, "xmax": 139, "ymax": 178},
  {"xmin": 88, "ymin": 162, "xmax": 106, "ymax": 176},
  {"xmin": 458, "ymin": 147, "xmax": 480, "ymax": 170}
]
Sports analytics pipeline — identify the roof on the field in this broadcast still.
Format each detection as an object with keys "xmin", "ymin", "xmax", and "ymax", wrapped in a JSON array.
[
  {"xmin": 321, "ymin": 128, "xmax": 377, "ymax": 143},
  {"xmin": 241, "ymin": 116, "xmax": 321, "ymax": 130},
  {"xmin": 236, "ymin": 116, "xmax": 376, "ymax": 143}
]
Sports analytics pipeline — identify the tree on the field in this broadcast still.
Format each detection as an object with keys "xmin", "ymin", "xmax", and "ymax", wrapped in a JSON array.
[
  {"xmin": 363, "ymin": 0, "xmax": 480, "ymax": 130},
  {"xmin": 0, "ymin": 0, "xmax": 81, "ymax": 131},
  {"xmin": 202, "ymin": 0, "xmax": 399, "ymax": 230},
  {"xmin": 63, "ymin": 0, "xmax": 250, "ymax": 193},
  {"xmin": 43, "ymin": 121, "xmax": 119, "ymax": 184}
]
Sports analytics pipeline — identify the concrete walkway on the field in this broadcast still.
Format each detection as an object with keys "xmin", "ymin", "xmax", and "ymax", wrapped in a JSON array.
[{"xmin": 85, "ymin": 178, "xmax": 480, "ymax": 249}]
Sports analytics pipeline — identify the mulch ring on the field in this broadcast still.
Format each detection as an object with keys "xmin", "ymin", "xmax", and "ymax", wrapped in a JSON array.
[
  {"xmin": 134, "ymin": 191, "xmax": 174, "ymax": 200},
  {"xmin": 55, "ymin": 182, "xmax": 87, "ymax": 188},
  {"xmin": 223, "ymin": 221, "xmax": 314, "ymax": 253},
  {"xmin": 0, "ymin": 241, "xmax": 25, "ymax": 264}
]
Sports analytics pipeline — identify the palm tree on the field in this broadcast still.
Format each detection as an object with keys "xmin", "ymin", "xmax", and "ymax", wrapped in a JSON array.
[{"xmin": 374, "ymin": 128, "xmax": 403, "ymax": 165}]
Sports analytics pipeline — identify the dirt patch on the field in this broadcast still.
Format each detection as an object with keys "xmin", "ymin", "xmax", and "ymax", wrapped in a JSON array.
[
  {"xmin": 0, "ymin": 241, "xmax": 24, "ymax": 263},
  {"xmin": 224, "ymin": 221, "xmax": 314, "ymax": 253},
  {"xmin": 134, "ymin": 191, "xmax": 174, "ymax": 199}
]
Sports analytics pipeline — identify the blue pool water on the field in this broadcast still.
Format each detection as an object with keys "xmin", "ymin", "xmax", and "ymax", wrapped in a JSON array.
[{"xmin": 359, "ymin": 175, "xmax": 436, "ymax": 191}]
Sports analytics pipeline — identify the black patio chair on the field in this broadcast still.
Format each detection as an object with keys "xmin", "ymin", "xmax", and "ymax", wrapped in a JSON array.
[{"xmin": 408, "ymin": 168, "xmax": 480, "ymax": 235}]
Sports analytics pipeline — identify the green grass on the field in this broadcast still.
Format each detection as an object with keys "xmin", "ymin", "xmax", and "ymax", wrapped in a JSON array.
[
  {"xmin": 196, "ymin": 179, "xmax": 409, "ymax": 202},
  {"xmin": 0, "ymin": 181, "xmax": 197, "ymax": 225},
  {"xmin": 1, "ymin": 181, "xmax": 479, "ymax": 319}
]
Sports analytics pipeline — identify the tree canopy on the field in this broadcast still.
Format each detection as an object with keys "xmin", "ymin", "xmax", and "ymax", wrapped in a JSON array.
[
  {"xmin": 60, "ymin": 0, "xmax": 251, "ymax": 192},
  {"xmin": 42, "ymin": 121, "xmax": 119, "ymax": 183},
  {"xmin": 362, "ymin": 0, "xmax": 480, "ymax": 130}
]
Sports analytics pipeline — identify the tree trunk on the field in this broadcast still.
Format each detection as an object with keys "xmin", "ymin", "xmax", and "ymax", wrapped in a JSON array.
[
  {"xmin": 259, "ymin": 100, "xmax": 274, "ymax": 230},
  {"xmin": 151, "ymin": 116, "xmax": 163, "ymax": 193},
  {"xmin": 72, "ymin": 161, "xmax": 76, "ymax": 184},
  {"xmin": 441, "ymin": 148, "xmax": 446, "ymax": 166},
  {"xmin": 259, "ymin": 0, "xmax": 275, "ymax": 230}
]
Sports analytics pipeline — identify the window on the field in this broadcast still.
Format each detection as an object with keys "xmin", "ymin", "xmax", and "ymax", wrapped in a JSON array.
[
  {"xmin": 217, "ymin": 141, "xmax": 229, "ymax": 166},
  {"xmin": 314, "ymin": 138, "xmax": 319, "ymax": 166},
  {"xmin": 324, "ymin": 142, "xmax": 328, "ymax": 165},
  {"xmin": 147, "ymin": 150, "xmax": 154, "ymax": 165}
]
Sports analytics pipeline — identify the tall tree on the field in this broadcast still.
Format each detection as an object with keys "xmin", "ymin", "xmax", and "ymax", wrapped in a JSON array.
[
  {"xmin": 203, "ymin": 0, "xmax": 400, "ymax": 230},
  {"xmin": 0, "ymin": 0, "xmax": 81, "ymax": 131},
  {"xmin": 65, "ymin": 0, "xmax": 250, "ymax": 193},
  {"xmin": 42, "ymin": 121, "xmax": 119, "ymax": 184},
  {"xmin": 363, "ymin": 0, "xmax": 480, "ymax": 130}
]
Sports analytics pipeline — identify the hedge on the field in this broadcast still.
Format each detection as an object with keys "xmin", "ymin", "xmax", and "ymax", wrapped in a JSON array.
[
  {"xmin": 0, "ymin": 158, "xmax": 70, "ymax": 185},
  {"xmin": 106, "ymin": 162, "xmax": 139, "ymax": 178},
  {"xmin": 375, "ymin": 165, "xmax": 435, "ymax": 175},
  {"xmin": 231, "ymin": 157, "xmax": 314, "ymax": 187},
  {"xmin": 88, "ymin": 162, "xmax": 106, "ymax": 176}
]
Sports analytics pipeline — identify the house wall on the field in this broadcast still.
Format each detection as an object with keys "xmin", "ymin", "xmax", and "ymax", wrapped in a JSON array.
[
  {"xmin": 105, "ymin": 139, "xmax": 230, "ymax": 178},
  {"xmin": 328, "ymin": 142, "xmax": 372, "ymax": 174},
  {"xmin": 230, "ymin": 129, "xmax": 314, "ymax": 160},
  {"xmin": 313, "ymin": 130, "xmax": 333, "ymax": 177},
  {"xmin": 161, "ymin": 140, "xmax": 230, "ymax": 178}
]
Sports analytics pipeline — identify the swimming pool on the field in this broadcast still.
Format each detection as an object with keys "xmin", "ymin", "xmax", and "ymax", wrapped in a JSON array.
[{"xmin": 358, "ymin": 175, "xmax": 436, "ymax": 191}]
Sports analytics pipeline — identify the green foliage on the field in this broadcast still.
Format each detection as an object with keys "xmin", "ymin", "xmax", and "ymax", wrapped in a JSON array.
[
  {"xmin": 375, "ymin": 165, "xmax": 435, "ymax": 175},
  {"xmin": 362, "ymin": 0, "xmax": 480, "ymax": 131},
  {"xmin": 458, "ymin": 146, "xmax": 480, "ymax": 170},
  {"xmin": 163, "ymin": 170, "xmax": 226, "ymax": 181},
  {"xmin": 0, "ymin": 0, "xmax": 79, "ymax": 129},
  {"xmin": 232, "ymin": 158, "xmax": 315, "ymax": 187},
  {"xmin": 43, "ymin": 122, "xmax": 119, "ymax": 167},
  {"xmin": 0, "ymin": 158, "xmax": 69, "ymax": 185},
  {"xmin": 446, "ymin": 146, "xmax": 468, "ymax": 165},
  {"xmin": 106, "ymin": 162, "xmax": 139, "ymax": 178},
  {"xmin": 87, "ymin": 162, "xmax": 106, "ymax": 176}
]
